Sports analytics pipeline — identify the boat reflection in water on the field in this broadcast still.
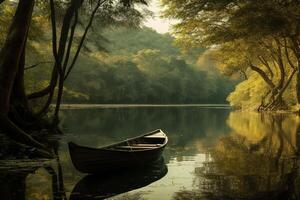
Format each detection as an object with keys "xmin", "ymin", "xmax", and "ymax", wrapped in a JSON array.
[{"xmin": 70, "ymin": 158, "xmax": 168, "ymax": 200}]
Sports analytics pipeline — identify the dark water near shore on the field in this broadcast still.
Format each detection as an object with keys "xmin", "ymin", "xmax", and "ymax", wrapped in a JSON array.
[{"xmin": 1, "ymin": 106, "xmax": 300, "ymax": 200}]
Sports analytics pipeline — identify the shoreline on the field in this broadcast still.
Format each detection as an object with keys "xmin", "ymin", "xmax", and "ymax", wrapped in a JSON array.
[
  {"xmin": 58, "ymin": 104, "xmax": 300, "ymax": 113},
  {"xmin": 58, "ymin": 104, "xmax": 231, "ymax": 109}
]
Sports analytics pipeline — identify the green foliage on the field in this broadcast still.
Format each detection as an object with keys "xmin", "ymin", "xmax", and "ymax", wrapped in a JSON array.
[
  {"xmin": 162, "ymin": 0, "xmax": 300, "ymax": 110},
  {"xmin": 63, "ymin": 27, "xmax": 235, "ymax": 103},
  {"xmin": 227, "ymin": 74, "xmax": 269, "ymax": 110},
  {"xmin": 1, "ymin": 1, "xmax": 235, "ymax": 105},
  {"xmin": 87, "ymin": 26, "xmax": 180, "ymax": 56},
  {"xmin": 162, "ymin": 0, "xmax": 300, "ymax": 47},
  {"xmin": 0, "ymin": 1, "xmax": 15, "ymax": 47}
]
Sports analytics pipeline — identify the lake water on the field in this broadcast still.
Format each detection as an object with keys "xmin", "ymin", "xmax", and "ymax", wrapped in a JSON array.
[{"xmin": 3, "ymin": 106, "xmax": 300, "ymax": 199}]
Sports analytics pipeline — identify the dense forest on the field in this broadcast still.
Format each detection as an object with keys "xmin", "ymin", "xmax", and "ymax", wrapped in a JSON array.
[
  {"xmin": 63, "ymin": 27, "xmax": 236, "ymax": 103},
  {"xmin": 1, "ymin": 2, "xmax": 235, "ymax": 106}
]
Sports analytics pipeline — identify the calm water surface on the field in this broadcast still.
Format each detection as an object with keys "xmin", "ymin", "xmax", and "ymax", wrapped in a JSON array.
[{"xmin": 8, "ymin": 106, "xmax": 300, "ymax": 199}]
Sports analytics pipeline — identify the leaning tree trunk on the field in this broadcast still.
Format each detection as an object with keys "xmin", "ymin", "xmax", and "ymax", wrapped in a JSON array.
[
  {"xmin": 9, "ymin": 42, "xmax": 34, "ymax": 127},
  {"xmin": 0, "ymin": 0, "xmax": 34, "ymax": 115},
  {"xmin": 0, "ymin": 0, "xmax": 51, "ymax": 154},
  {"xmin": 52, "ymin": 0, "xmax": 84, "ymax": 124}
]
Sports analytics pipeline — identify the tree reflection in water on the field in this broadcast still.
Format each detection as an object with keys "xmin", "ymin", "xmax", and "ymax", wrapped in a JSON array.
[
  {"xmin": 0, "ymin": 141, "xmax": 67, "ymax": 200},
  {"xmin": 174, "ymin": 112, "xmax": 300, "ymax": 200},
  {"xmin": 2, "ymin": 109, "xmax": 300, "ymax": 199},
  {"xmin": 0, "ymin": 159, "xmax": 66, "ymax": 200}
]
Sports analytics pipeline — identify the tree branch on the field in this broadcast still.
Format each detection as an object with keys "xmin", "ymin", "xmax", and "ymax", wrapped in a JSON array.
[
  {"xmin": 28, "ymin": 0, "xmax": 83, "ymax": 101},
  {"xmin": 284, "ymin": 38, "xmax": 296, "ymax": 69},
  {"xmin": 62, "ymin": 9, "xmax": 78, "ymax": 73},
  {"xmin": 0, "ymin": 114, "xmax": 52, "ymax": 157},
  {"xmin": 248, "ymin": 61, "xmax": 275, "ymax": 89},
  {"xmin": 258, "ymin": 55, "xmax": 274, "ymax": 78},
  {"xmin": 270, "ymin": 68, "xmax": 297, "ymax": 107},
  {"xmin": 49, "ymin": 0, "xmax": 62, "ymax": 75},
  {"xmin": 64, "ymin": 0, "xmax": 105, "ymax": 80},
  {"xmin": 274, "ymin": 38, "xmax": 285, "ymax": 89},
  {"xmin": 24, "ymin": 61, "xmax": 53, "ymax": 70}
]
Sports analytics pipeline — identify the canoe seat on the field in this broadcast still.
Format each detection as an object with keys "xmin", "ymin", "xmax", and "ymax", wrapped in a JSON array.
[
  {"xmin": 115, "ymin": 145, "xmax": 159, "ymax": 149},
  {"xmin": 144, "ymin": 136, "xmax": 166, "ymax": 139},
  {"xmin": 133, "ymin": 144, "xmax": 161, "ymax": 147}
]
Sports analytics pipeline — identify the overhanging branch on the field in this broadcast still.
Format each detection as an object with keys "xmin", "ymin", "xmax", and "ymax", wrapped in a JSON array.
[{"xmin": 64, "ymin": 0, "xmax": 105, "ymax": 80}]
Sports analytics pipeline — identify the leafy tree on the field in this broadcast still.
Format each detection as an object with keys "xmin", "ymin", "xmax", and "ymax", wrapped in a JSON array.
[{"xmin": 162, "ymin": 0, "xmax": 300, "ymax": 110}]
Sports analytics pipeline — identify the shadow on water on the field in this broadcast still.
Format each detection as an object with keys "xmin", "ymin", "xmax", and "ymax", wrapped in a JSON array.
[{"xmin": 69, "ymin": 158, "xmax": 168, "ymax": 200}]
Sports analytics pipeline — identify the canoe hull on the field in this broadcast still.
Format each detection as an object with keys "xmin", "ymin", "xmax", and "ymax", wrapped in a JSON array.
[
  {"xmin": 69, "ymin": 143, "xmax": 165, "ymax": 173},
  {"xmin": 68, "ymin": 129, "xmax": 168, "ymax": 174}
]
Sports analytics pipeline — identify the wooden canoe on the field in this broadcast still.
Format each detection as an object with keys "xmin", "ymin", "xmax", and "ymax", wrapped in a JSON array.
[{"xmin": 68, "ymin": 129, "xmax": 168, "ymax": 174}]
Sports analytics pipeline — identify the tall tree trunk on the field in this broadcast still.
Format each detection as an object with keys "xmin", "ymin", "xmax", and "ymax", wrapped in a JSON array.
[
  {"xmin": 34, "ymin": 68, "xmax": 58, "ymax": 116},
  {"xmin": 0, "ymin": 0, "xmax": 34, "ymax": 114},
  {"xmin": 13, "ymin": 46, "xmax": 28, "ymax": 109},
  {"xmin": 10, "ymin": 41, "xmax": 33, "ymax": 125},
  {"xmin": 52, "ymin": 0, "xmax": 84, "ymax": 123},
  {"xmin": 0, "ymin": 0, "xmax": 51, "ymax": 154}
]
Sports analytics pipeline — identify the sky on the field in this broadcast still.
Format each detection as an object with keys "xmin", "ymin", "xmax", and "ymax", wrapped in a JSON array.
[{"xmin": 143, "ymin": 0, "xmax": 175, "ymax": 34}]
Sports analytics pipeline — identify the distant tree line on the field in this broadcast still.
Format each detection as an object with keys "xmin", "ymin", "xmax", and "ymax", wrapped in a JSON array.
[{"xmin": 62, "ymin": 27, "xmax": 235, "ymax": 104}]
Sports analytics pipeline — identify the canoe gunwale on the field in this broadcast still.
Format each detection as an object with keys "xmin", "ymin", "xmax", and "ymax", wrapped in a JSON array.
[{"xmin": 68, "ymin": 129, "xmax": 168, "ymax": 153}]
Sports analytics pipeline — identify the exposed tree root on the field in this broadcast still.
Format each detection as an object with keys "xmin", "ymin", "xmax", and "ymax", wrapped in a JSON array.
[{"xmin": 0, "ymin": 114, "xmax": 52, "ymax": 158}]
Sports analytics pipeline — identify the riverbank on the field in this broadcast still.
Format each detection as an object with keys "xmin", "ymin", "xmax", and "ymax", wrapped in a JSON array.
[{"xmin": 59, "ymin": 104, "xmax": 231, "ymax": 109}]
